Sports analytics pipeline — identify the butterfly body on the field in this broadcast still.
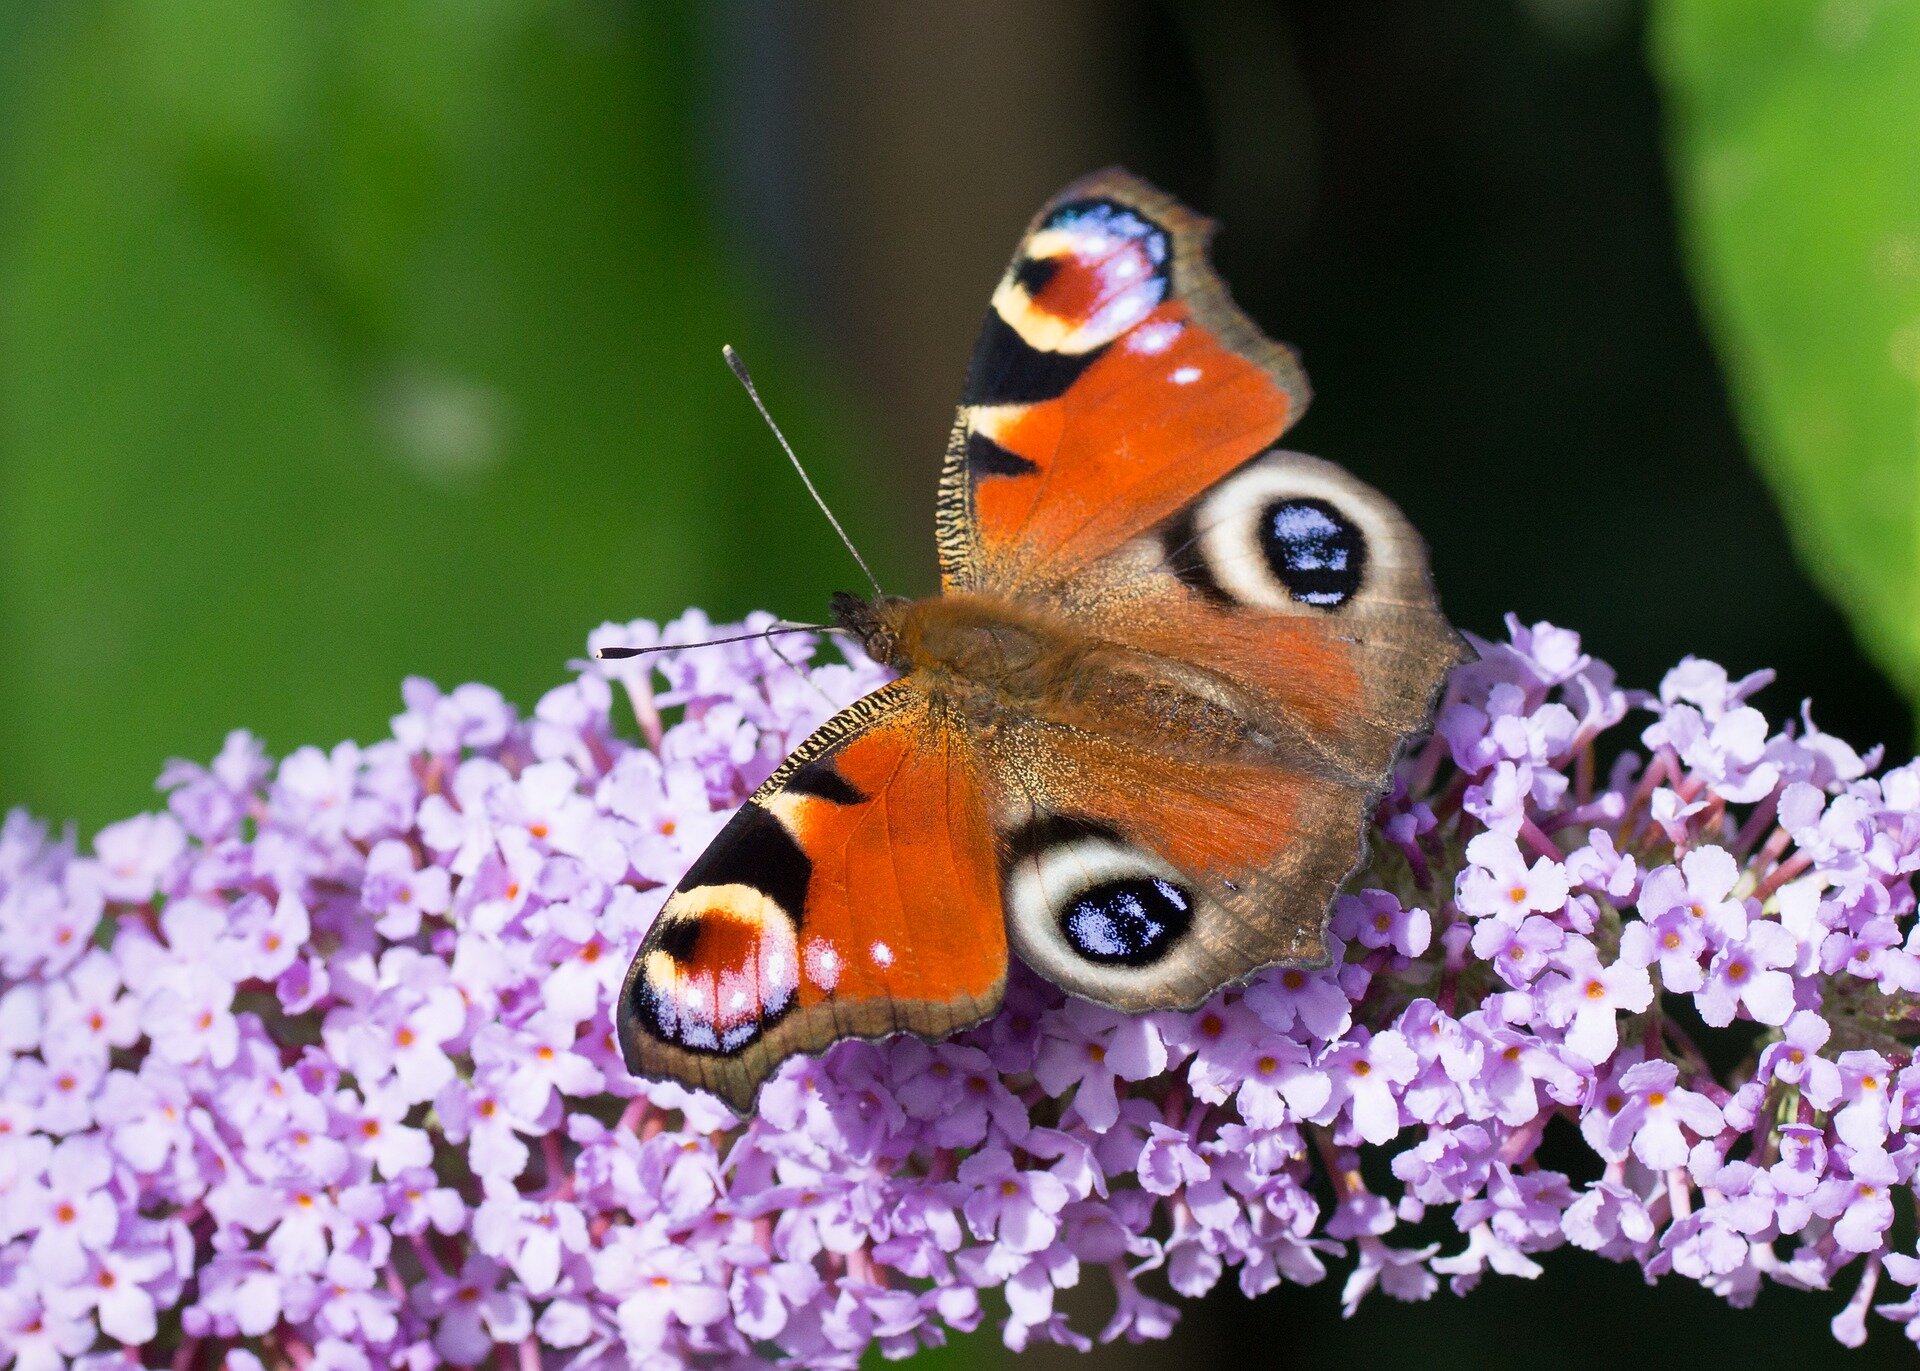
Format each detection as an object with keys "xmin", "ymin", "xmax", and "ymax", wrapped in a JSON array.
[
  {"xmin": 833, "ymin": 589, "xmax": 1277, "ymax": 763},
  {"xmin": 620, "ymin": 170, "xmax": 1463, "ymax": 1110}
]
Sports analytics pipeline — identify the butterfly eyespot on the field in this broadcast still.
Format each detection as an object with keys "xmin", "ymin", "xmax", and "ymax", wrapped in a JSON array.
[
  {"xmin": 1001, "ymin": 815, "xmax": 1206, "ymax": 1003},
  {"xmin": 965, "ymin": 198, "xmax": 1174, "ymax": 407},
  {"xmin": 1166, "ymin": 451, "xmax": 1386, "ymax": 614},
  {"xmin": 623, "ymin": 890, "xmax": 800, "ymax": 1059},
  {"xmin": 1260, "ymin": 499, "xmax": 1365, "ymax": 608},
  {"xmin": 1060, "ymin": 877, "xmax": 1193, "ymax": 967}
]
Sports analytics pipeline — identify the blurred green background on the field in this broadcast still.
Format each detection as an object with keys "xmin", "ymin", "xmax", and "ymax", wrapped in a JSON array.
[{"xmin": 4, "ymin": 0, "xmax": 1919, "ymax": 1363}]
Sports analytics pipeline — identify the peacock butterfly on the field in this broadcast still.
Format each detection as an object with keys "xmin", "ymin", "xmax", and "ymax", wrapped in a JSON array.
[{"xmin": 614, "ymin": 170, "xmax": 1463, "ymax": 1110}]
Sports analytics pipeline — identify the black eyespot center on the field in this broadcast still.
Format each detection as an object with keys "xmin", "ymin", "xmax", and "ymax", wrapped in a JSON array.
[
  {"xmin": 1261, "ymin": 497, "xmax": 1365, "ymax": 608},
  {"xmin": 1060, "ymin": 877, "xmax": 1194, "ymax": 967},
  {"xmin": 1013, "ymin": 254, "xmax": 1062, "ymax": 297},
  {"xmin": 650, "ymin": 915, "xmax": 701, "ymax": 963}
]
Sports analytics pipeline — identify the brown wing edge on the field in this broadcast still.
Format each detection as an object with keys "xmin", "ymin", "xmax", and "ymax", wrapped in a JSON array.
[
  {"xmin": 615, "ymin": 678, "xmax": 1009, "ymax": 1114},
  {"xmin": 935, "ymin": 167, "xmax": 1313, "ymax": 590}
]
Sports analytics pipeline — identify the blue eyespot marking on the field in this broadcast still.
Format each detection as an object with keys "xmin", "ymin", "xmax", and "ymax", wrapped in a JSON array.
[
  {"xmin": 1043, "ymin": 202, "xmax": 1170, "ymax": 267},
  {"xmin": 1261, "ymin": 498, "xmax": 1366, "ymax": 608},
  {"xmin": 1061, "ymin": 877, "xmax": 1194, "ymax": 967}
]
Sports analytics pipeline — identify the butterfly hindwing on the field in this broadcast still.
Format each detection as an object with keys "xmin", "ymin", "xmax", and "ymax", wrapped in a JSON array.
[
  {"xmin": 618, "ymin": 678, "xmax": 1006, "ymax": 1111},
  {"xmin": 981, "ymin": 720, "xmax": 1366, "ymax": 1010}
]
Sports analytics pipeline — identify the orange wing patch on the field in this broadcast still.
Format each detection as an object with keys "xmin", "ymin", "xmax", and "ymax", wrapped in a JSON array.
[{"xmin": 969, "ymin": 301, "xmax": 1292, "ymax": 578}]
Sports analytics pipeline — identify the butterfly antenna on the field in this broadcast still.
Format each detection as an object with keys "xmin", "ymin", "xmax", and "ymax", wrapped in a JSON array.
[
  {"xmin": 593, "ymin": 623, "xmax": 835, "ymax": 661},
  {"xmin": 760, "ymin": 631, "xmax": 840, "ymax": 710},
  {"xmin": 722, "ymin": 344, "xmax": 885, "ymax": 599}
]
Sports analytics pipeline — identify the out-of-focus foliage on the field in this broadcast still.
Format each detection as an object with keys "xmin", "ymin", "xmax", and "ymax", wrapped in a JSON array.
[
  {"xmin": 0, "ymin": 0, "xmax": 877, "ymax": 831},
  {"xmin": 1655, "ymin": 0, "xmax": 1920, "ymax": 712}
]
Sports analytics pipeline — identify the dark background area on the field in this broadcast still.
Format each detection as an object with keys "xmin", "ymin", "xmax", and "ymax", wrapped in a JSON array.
[{"xmin": 1, "ymin": 0, "xmax": 1910, "ymax": 1362}]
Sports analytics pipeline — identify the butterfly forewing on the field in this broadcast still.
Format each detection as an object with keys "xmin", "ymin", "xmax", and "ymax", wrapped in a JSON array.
[
  {"xmin": 617, "ymin": 679, "xmax": 1006, "ymax": 1111},
  {"xmin": 937, "ymin": 169, "xmax": 1310, "ymax": 592}
]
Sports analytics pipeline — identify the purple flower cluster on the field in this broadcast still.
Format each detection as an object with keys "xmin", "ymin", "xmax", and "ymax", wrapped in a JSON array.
[{"xmin": 6, "ymin": 607, "xmax": 1920, "ymax": 1367}]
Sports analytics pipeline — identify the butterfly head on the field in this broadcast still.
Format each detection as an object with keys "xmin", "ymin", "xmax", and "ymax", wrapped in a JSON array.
[{"xmin": 829, "ymin": 590, "xmax": 915, "ymax": 671}]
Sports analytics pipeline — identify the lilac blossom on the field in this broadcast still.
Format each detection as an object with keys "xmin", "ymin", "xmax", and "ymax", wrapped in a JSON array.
[{"xmin": 8, "ymin": 609, "xmax": 1920, "ymax": 1365}]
